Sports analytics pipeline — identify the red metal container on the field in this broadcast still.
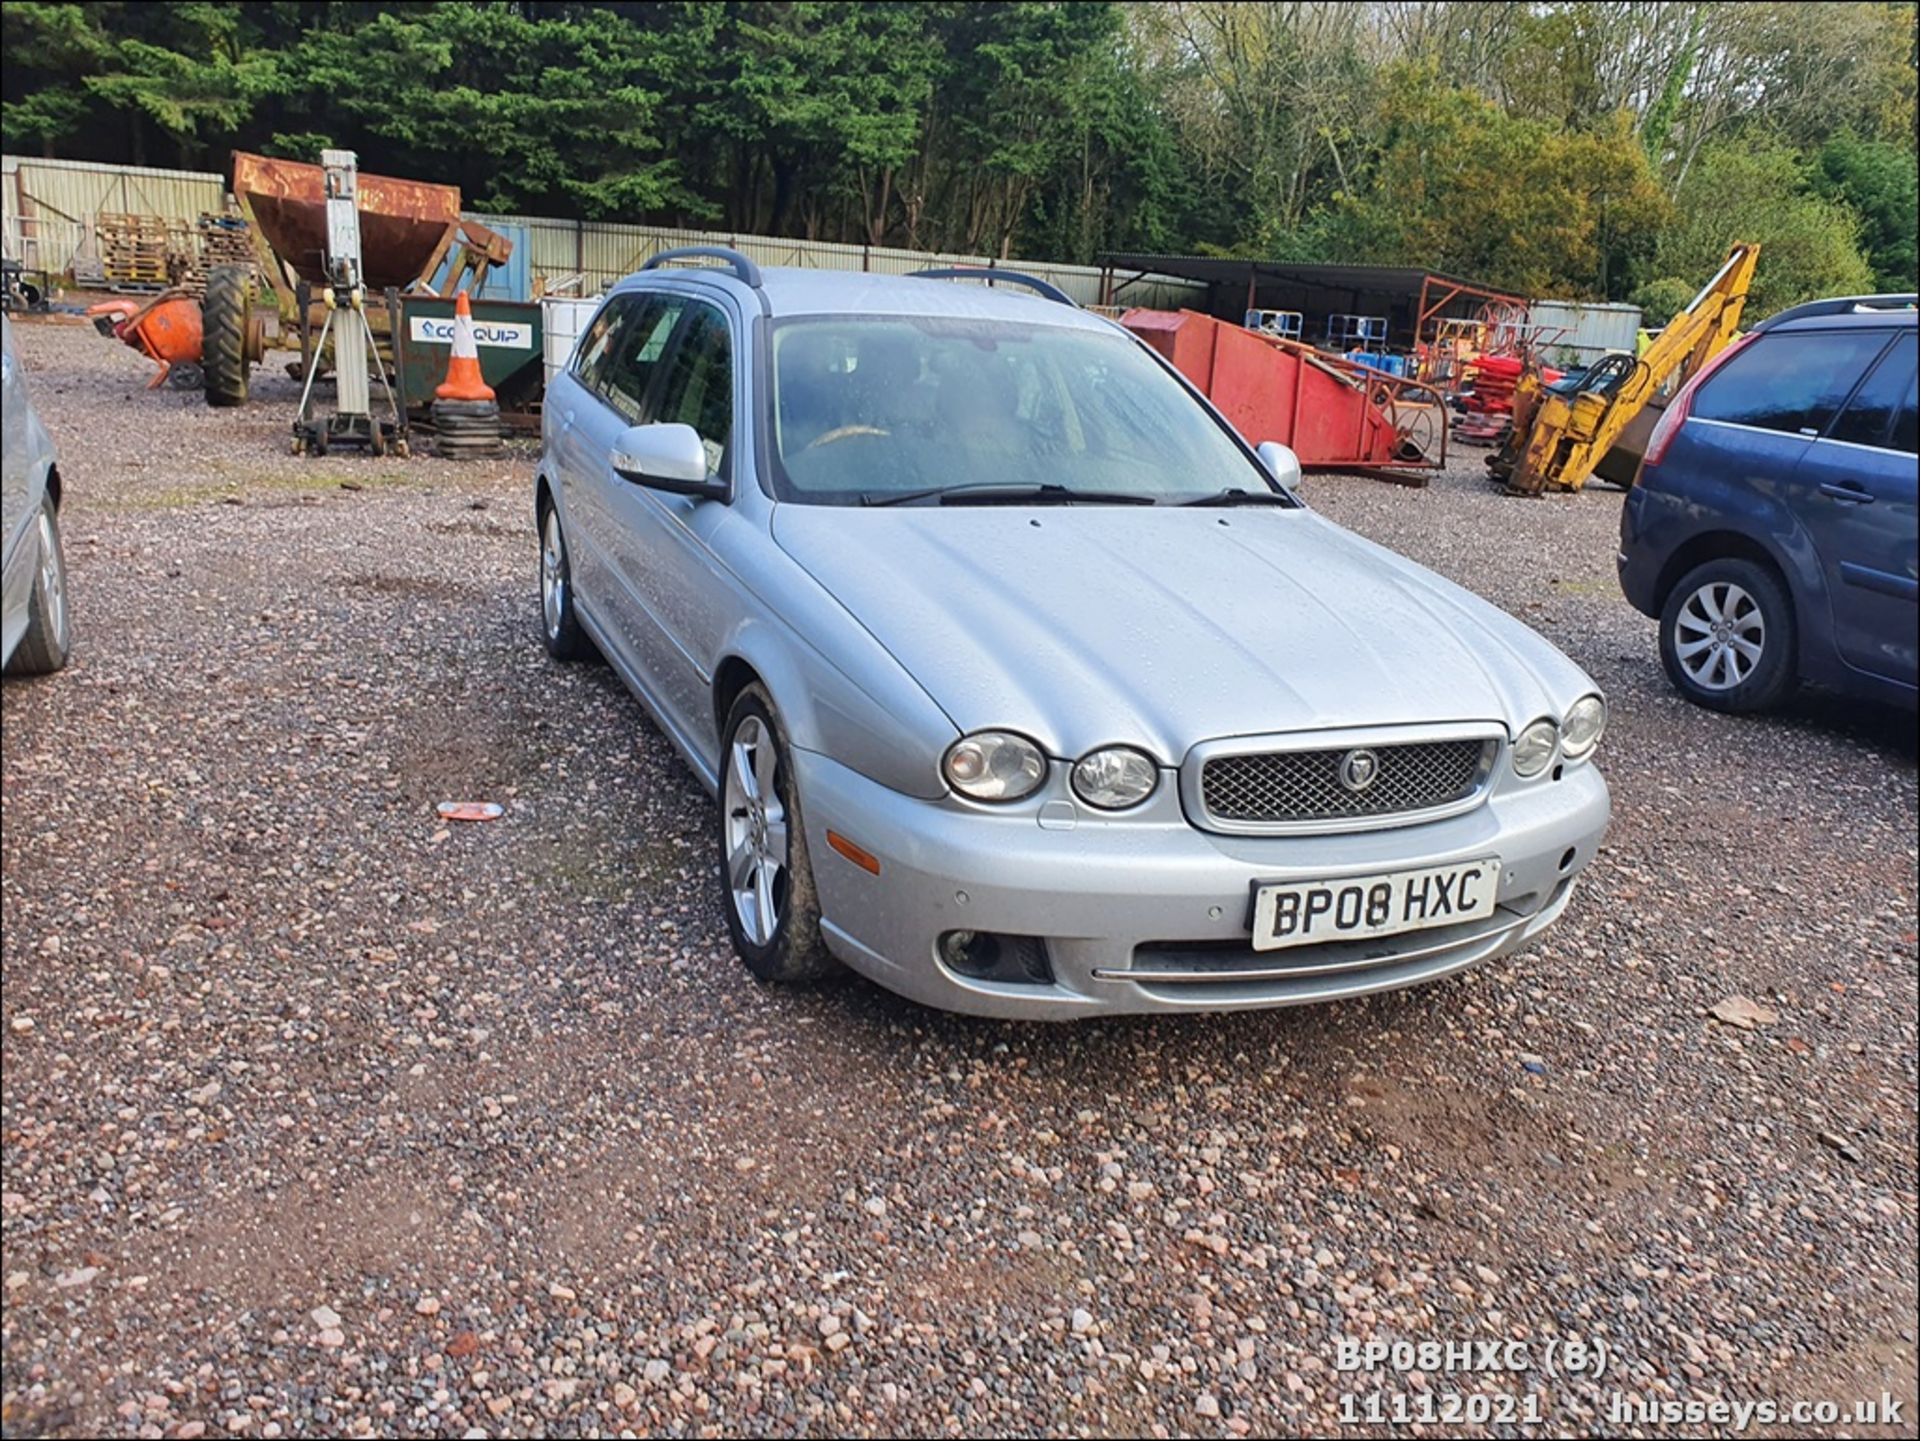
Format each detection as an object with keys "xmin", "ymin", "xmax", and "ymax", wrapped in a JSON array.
[{"xmin": 1121, "ymin": 308, "xmax": 1443, "ymax": 476}]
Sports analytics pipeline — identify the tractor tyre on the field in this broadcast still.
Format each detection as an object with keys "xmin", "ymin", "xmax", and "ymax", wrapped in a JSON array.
[{"xmin": 203, "ymin": 266, "xmax": 254, "ymax": 409}]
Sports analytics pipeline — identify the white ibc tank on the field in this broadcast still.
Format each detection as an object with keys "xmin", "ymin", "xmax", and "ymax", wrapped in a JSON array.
[{"xmin": 542, "ymin": 297, "xmax": 602, "ymax": 387}]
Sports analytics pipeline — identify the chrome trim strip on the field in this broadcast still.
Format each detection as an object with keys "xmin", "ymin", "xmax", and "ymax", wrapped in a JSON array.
[
  {"xmin": 1093, "ymin": 909, "xmax": 1530, "ymax": 984},
  {"xmin": 1180, "ymin": 720, "xmax": 1506, "ymax": 836},
  {"xmin": 1689, "ymin": 416, "xmax": 1910, "ymax": 457}
]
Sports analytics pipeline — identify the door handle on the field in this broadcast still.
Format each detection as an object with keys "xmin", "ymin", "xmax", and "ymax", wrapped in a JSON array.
[{"xmin": 1819, "ymin": 481, "xmax": 1874, "ymax": 504}]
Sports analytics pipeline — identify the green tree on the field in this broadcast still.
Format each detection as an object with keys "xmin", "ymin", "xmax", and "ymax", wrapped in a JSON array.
[
  {"xmin": 1638, "ymin": 141, "xmax": 1875, "ymax": 319},
  {"xmin": 1135, "ymin": 1, "xmax": 1374, "ymax": 255},
  {"xmin": 0, "ymin": 3, "xmax": 111, "ymax": 156},
  {"xmin": 78, "ymin": 2, "xmax": 283, "ymax": 167},
  {"xmin": 1318, "ymin": 67, "xmax": 1669, "ymax": 299},
  {"xmin": 1813, "ymin": 132, "xmax": 1919, "ymax": 291},
  {"xmin": 283, "ymin": 3, "xmax": 688, "ymax": 217},
  {"xmin": 1, "ymin": 0, "xmax": 1912, "ymax": 283}
]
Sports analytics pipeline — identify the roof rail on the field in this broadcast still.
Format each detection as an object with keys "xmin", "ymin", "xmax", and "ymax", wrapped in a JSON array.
[
  {"xmin": 1757, "ymin": 293, "xmax": 1916, "ymax": 329},
  {"xmin": 642, "ymin": 245, "xmax": 763, "ymax": 289},
  {"xmin": 908, "ymin": 266, "xmax": 1078, "ymax": 307}
]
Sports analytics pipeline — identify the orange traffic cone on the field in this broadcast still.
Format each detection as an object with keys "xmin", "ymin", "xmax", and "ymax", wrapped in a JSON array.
[{"xmin": 435, "ymin": 289, "xmax": 495, "ymax": 401}]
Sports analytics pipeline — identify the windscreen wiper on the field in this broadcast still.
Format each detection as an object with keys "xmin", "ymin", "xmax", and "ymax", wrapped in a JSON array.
[
  {"xmin": 1176, "ymin": 487, "xmax": 1294, "ymax": 507},
  {"xmin": 863, "ymin": 482, "xmax": 1158, "ymax": 507}
]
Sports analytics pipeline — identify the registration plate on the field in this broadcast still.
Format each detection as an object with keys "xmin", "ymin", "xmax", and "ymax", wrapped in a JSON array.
[{"xmin": 1249, "ymin": 858, "xmax": 1500, "ymax": 952}]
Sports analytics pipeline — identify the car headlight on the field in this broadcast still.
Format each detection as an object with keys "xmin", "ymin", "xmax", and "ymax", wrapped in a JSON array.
[
  {"xmin": 1561, "ymin": 695, "xmax": 1606, "ymax": 758},
  {"xmin": 1070, "ymin": 746, "xmax": 1159, "ymax": 809},
  {"xmin": 1512, "ymin": 718, "xmax": 1558, "ymax": 777},
  {"xmin": 943, "ymin": 730, "xmax": 1047, "ymax": 802}
]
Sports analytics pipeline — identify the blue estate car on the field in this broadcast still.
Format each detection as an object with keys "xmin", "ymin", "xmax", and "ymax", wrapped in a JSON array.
[{"xmin": 1618, "ymin": 294, "xmax": 1917, "ymax": 714}]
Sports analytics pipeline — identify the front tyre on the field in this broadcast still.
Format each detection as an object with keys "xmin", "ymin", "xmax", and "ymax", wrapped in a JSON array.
[
  {"xmin": 537, "ymin": 502, "xmax": 596, "ymax": 662},
  {"xmin": 1659, "ymin": 557, "xmax": 1797, "ymax": 713},
  {"xmin": 718, "ymin": 685, "xmax": 836, "ymax": 985},
  {"xmin": 6, "ymin": 497, "xmax": 72, "ymax": 676}
]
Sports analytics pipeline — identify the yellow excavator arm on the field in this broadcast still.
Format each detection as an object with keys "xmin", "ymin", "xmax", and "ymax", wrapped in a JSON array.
[{"xmin": 1495, "ymin": 243, "xmax": 1761, "ymax": 496}]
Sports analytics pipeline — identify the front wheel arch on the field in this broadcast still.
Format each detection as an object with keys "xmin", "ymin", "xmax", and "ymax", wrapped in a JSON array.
[
  {"xmin": 712, "ymin": 655, "xmax": 763, "ymax": 756},
  {"xmin": 1654, "ymin": 531, "xmax": 1783, "ymax": 606},
  {"xmin": 1653, "ymin": 530, "xmax": 1817, "ymax": 652}
]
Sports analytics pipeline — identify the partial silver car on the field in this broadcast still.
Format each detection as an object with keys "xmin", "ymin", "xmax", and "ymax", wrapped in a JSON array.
[
  {"xmin": 534, "ymin": 253, "xmax": 1610, "ymax": 1018},
  {"xmin": 2, "ymin": 314, "xmax": 71, "ymax": 675}
]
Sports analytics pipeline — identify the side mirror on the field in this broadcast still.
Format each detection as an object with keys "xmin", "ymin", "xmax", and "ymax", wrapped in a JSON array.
[
  {"xmin": 1256, "ymin": 440, "xmax": 1302, "ymax": 494},
  {"xmin": 610, "ymin": 422, "xmax": 728, "ymax": 500}
]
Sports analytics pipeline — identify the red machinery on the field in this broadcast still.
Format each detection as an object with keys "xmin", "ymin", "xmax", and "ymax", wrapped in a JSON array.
[
  {"xmin": 1453, "ymin": 354, "xmax": 1565, "ymax": 445},
  {"xmin": 1120, "ymin": 308, "xmax": 1445, "ymax": 483}
]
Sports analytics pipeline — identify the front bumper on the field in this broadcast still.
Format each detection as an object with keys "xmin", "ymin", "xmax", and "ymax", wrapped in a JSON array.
[{"xmin": 795, "ymin": 750, "xmax": 1611, "ymax": 1019}]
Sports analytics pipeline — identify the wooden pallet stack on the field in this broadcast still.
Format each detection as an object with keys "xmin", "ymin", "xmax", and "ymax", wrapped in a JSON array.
[
  {"xmin": 177, "ymin": 213, "xmax": 258, "ymax": 295},
  {"xmin": 96, "ymin": 213, "xmax": 172, "ymax": 289}
]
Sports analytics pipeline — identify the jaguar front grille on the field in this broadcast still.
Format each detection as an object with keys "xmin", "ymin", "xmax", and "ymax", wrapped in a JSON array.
[{"xmin": 1189, "ymin": 731, "xmax": 1499, "ymax": 833}]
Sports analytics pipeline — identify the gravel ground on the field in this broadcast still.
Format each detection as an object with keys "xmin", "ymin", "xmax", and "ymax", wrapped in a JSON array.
[{"xmin": 3, "ymin": 315, "xmax": 1915, "ymax": 1440}]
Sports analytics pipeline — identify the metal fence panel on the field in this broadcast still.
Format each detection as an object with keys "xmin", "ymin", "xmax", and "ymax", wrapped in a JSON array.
[
  {"xmin": 5, "ymin": 155, "xmax": 1206, "ymax": 309},
  {"xmin": 2, "ymin": 213, "xmax": 89, "ymax": 277},
  {"xmin": 1531, "ymin": 300, "xmax": 1643, "ymax": 367},
  {"xmin": 467, "ymin": 210, "xmax": 1207, "ymax": 307},
  {"xmin": 5, "ymin": 155, "xmax": 225, "ymax": 229}
]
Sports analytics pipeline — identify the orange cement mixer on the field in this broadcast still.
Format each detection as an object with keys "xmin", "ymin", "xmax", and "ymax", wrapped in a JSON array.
[{"xmin": 88, "ymin": 290, "xmax": 204, "ymax": 389}]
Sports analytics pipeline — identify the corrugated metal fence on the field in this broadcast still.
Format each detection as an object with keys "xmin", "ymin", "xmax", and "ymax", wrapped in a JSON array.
[
  {"xmin": 1529, "ymin": 300, "xmax": 1644, "ymax": 368},
  {"xmin": 4, "ymin": 154, "xmax": 227, "ymax": 279},
  {"xmin": 5, "ymin": 153, "xmax": 1203, "ymax": 308},
  {"xmin": 463, "ymin": 212, "xmax": 1205, "ymax": 308}
]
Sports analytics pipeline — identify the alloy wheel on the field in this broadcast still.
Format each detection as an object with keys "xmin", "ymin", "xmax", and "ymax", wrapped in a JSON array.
[
  {"xmin": 540, "ymin": 509, "xmax": 566, "ymax": 642},
  {"xmin": 723, "ymin": 715, "xmax": 789, "ymax": 946},
  {"xmin": 1674, "ymin": 580, "xmax": 1764, "ymax": 690},
  {"xmin": 37, "ymin": 509, "xmax": 66, "ymax": 650}
]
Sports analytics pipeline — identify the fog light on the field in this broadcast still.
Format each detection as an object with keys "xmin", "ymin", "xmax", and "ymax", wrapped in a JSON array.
[{"xmin": 938, "ymin": 930, "xmax": 1053, "ymax": 984}]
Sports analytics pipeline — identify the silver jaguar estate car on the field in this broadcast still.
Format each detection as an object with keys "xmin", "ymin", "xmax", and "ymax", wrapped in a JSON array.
[
  {"xmin": 3, "ymin": 314, "xmax": 71, "ymax": 676},
  {"xmin": 534, "ymin": 250, "xmax": 1610, "ymax": 1018}
]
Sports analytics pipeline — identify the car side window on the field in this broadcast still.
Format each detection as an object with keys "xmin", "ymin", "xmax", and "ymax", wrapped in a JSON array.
[
  {"xmin": 652, "ymin": 303, "xmax": 733, "ymax": 480},
  {"xmin": 1827, "ymin": 333, "xmax": 1916, "ymax": 452},
  {"xmin": 571, "ymin": 296, "xmax": 631, "ymax": 394},
  {"xmin": 1692, "ymin": 330, "xmax": 1890, "ymax": 437},
  {"xmin": 1894, "ymin": 369, "xmax": 1919, "ymax": 455},
  {"xmin": 598, "ymin": 296, "xmax": 689, "ymax": 424}
]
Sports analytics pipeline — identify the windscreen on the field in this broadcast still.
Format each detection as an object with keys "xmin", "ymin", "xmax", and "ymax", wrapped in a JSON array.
[{"xmin": 767, "ymin": 316, "xmax": 1270, "ymax": 504}]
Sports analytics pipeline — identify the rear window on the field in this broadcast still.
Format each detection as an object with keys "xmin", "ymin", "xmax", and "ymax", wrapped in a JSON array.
[{"xmin": 1691, "ymin": 329, "xmax": 1891, "ymax": 436}]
